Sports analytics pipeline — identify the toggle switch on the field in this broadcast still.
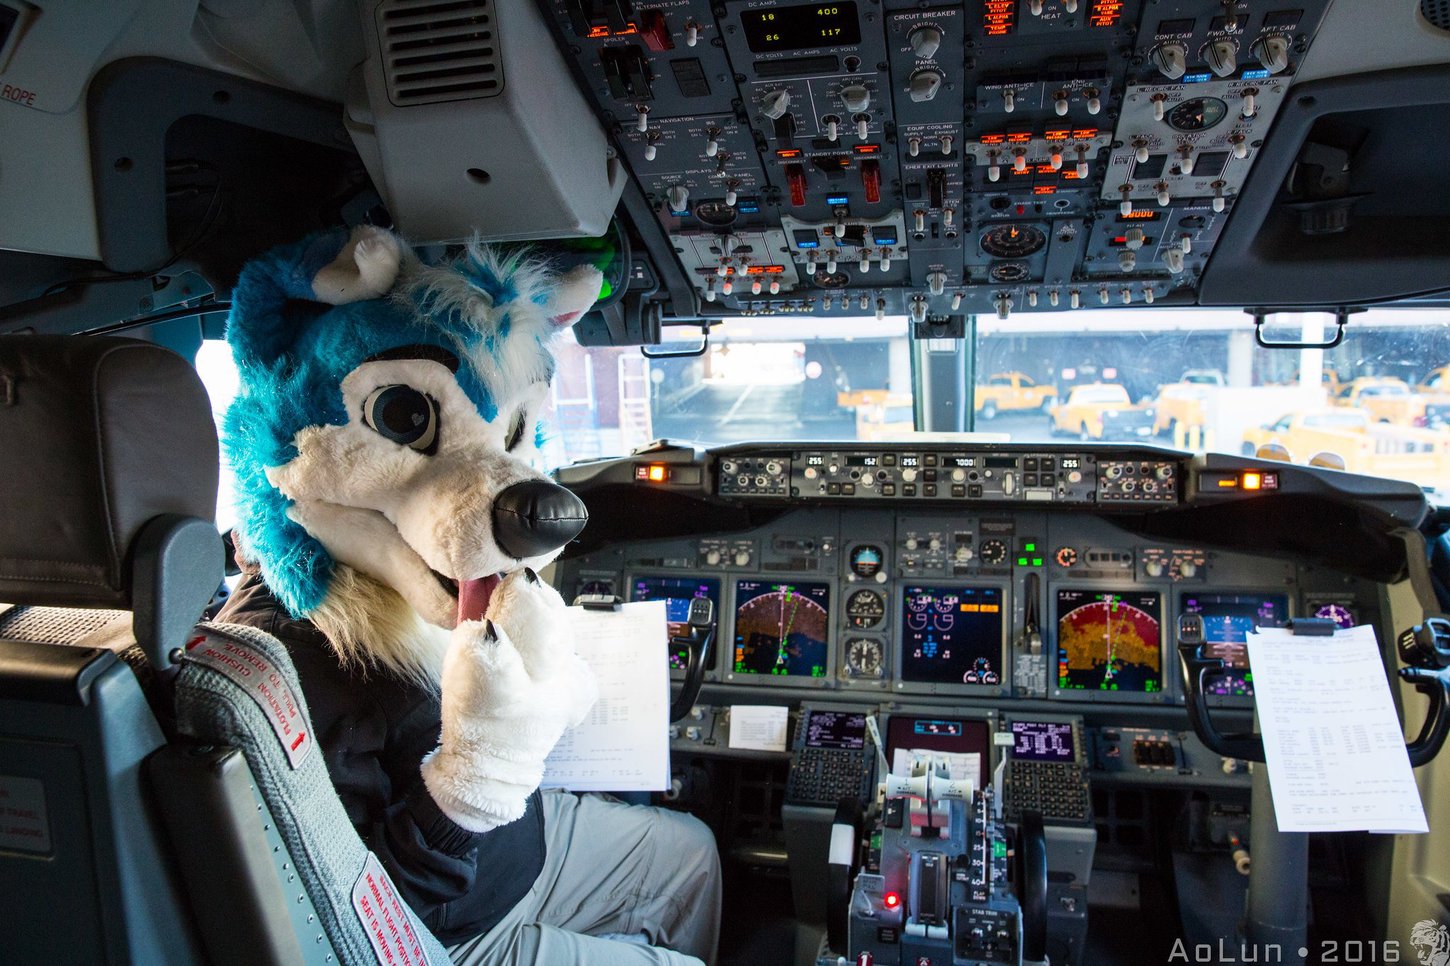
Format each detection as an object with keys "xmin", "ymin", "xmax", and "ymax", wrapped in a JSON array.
[
  {"xmin": 1003, "ymin": 88, "xmax": 1016, "ymax": 113},
  {"xmin": 951, "ymin": 292, "xmax": 963, "ymax": 310},
  {"xmin": 1054, "ymin": 91, "xmax": 1070, "ymax": 116},
  {"xmin": 1152, "ymin": 93, "xmax": 1167, "ymax": 122},
  {"xmin": 1156, "ymin": 181, "xmax": 1171, "ymax": 207},
  {"xmin": 1086, "ymin": 88, "xmax": 1102, "ymax": 115}
]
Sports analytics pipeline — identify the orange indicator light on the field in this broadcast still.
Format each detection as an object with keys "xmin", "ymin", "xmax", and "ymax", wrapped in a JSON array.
[
  {"xmin": 648, "ymin": 465, "xmax": 667, "ymax": 483},
  {"xmin": 1242, "ymin": 472, "xmax": 1262, "ymax": 490}
]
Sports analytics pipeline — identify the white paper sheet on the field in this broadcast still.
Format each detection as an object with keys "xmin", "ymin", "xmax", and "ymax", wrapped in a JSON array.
[
  {"xmin": 891, "ymin": 748, "xmax": 981, "ymax": 788},
  {"xmin": 1246, "ymin": 625, "xmax": 1427, "ymax": 834},
  {"xmin": 542, "ymin": 602, "xmax": 671, "ymax": 792},
  {"xmin": 727, "ymin": 705, "xmax": 790, "ymax": 751}
]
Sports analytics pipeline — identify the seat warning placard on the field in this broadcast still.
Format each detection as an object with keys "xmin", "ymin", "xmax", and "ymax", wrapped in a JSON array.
[
  {"xmin": 184, "ymin": 629, "xmax": 313, "ymax": 768},
  {"xmin": 0, "ymin": 775, "xmax": 51, "ymax": 854},
  {"xmin": 353, "ymin": 852, "xmax": 433, "ymax": 966}
]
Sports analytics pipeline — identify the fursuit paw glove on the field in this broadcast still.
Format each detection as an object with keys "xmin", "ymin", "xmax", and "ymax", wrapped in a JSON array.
[{"xmin": 421, "ymin": 570, "xmax": 598, "ymax": 832}]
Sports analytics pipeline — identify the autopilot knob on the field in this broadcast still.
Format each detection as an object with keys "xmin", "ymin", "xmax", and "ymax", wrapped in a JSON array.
[
  {"xmin": 1150, "ymin": 42, "xmax": 1188, "ymax": 81},
  {"xmin": 1202, "ymin": 38, "xmax": 1238, "ymax": 78},
  {"xmin": 1251, "ymin": 34, "xmax": 1291, "ymax": 74},
  {"xmin": 908, "ymin": 25, "xmax": 942, "ymax": 59},
  {"xmin": 909, "ymin": 70, "xmax": 944, "ymax": 104}
]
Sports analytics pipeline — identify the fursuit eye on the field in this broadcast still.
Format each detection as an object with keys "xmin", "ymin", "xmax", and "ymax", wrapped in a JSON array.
[
  {"xmin": 505, "ymin": 407, "xmax": 528, "ymax": 452},
  {"xmin": 362, "ymin": 385, "xmax": 439, "ymax": 453}
]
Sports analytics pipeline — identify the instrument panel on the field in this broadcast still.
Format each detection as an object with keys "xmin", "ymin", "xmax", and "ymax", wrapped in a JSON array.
[{"xmin": 539, "ymin": 0, "xmax": 1333, "ymax": 320}]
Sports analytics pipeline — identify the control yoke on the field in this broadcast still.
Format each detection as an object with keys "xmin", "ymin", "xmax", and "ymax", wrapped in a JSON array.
[
  {"xmin": 1177, "ymin": 614, "xmax": 1450, "ymax": 766},
  {"xmin": 669, "ymin": 597, "xmax": 715, "ymax": 723}
]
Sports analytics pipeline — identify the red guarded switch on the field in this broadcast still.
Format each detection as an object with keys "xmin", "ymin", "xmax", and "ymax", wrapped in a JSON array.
[
  {"xmin": 786, "ymin": 163, "xmax": 808, "ymax": 207},
  {"xmin": 639, "ymin": 10, "xmax": 674, "ymax": 51},
  {"xmin": 861, "ymin": 158, "xmax": 881, "ymax": 204}
]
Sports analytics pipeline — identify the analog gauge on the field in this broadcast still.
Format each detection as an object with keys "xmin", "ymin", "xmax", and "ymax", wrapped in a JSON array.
[
  {"xmin": 989, "ymin": 261, "xmax": 1031, "ymax": 283},
  {"xmin": 980, "ymin": 224, "xmax": 1047, "ymax": 258},
  {"xmin": 693, "ymin": 201, "xmax": 739, "ymax": 228},
  {"xmin": 979, "ymin": 538, "xmax": 1008, "ymax": 565},
  {"xmin": 578, "ymin": 579, "xmax": 614, "ymax": 597},
  {"xmin": 1314, "ymin": 602, "xmax": 1356, "ymax": 629},
  {"xmin": 846, "ymin": 637, "xmax": 885, "ymax": 677},
  {"xmin": 846, "ymin": 589, "xmax": 887, "ymax": 629},
  {"xmin": 850, "ymin": 545, "xmax": 885, "ymax": 578},
  {"xmin": 1055, "ymin": 546, "xmax": 1079, "ymax": 568},
  {"xmin": 1167, "ymin": 96, "xmax": 1228, "ymax": 132}
]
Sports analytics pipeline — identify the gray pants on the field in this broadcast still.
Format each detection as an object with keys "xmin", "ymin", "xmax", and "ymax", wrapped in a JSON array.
[{"xmin": 448, "ymin": 791, "xmax": 721, "ymax": 965}]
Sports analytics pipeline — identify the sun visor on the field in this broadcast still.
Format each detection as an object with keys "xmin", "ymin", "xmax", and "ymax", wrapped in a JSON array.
[{"xmin": 346, "ymin": 0, "xmax": 626, "ymax": 244}]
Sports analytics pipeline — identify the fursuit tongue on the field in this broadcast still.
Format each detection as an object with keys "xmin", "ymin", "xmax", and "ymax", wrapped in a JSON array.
[{"xmin": 457, "ymin": 573, "xmax": 502, "ymax": 625}]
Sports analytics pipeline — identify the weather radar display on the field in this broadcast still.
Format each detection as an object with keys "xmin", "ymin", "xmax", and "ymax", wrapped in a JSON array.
[
  {"xmin": 1056, "ymin": 590, "xmax": 1162, "ymax": 693},
  {"xmin": 733, "ymin": 580, "xmax": 831, "ymax": 677}
]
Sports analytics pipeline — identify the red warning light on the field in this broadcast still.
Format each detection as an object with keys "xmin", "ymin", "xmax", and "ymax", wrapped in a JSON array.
[{"xmin": 883, "ymin": 891, "xmax": 901, "ymax": 909}]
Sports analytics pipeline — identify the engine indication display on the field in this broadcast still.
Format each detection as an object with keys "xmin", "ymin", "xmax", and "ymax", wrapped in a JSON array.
[
  {"xmin": 733, "ymin": 580, "xmax": 831, "ymax": 677},
  {"xmin": 631, "ymin": 576, "xmax": 722, "ymax": 670},
  {"xmin": 741, "ymin": 1, "xmax": 861, "ymax": 53},
  {"xmin": 900, "ymin": 585, "xmax": 1004, "ymax": 686},
  {"xmin": 1181, "ymin": 592, "xmax": 1289, "ymax": 697},
  {"xmin": 1056, "ymin": 589, "xmax": 1163, "ymax": 694}
]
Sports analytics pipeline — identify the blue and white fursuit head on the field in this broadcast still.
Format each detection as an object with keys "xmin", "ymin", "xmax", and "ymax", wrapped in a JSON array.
[{"xmin": 224, "ymin": 225, "xmax": 601, "ymax": 831}]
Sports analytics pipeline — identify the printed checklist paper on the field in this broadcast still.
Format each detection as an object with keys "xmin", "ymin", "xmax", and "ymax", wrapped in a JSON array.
[
  {"xmin": 1246, "ymin": 625, "xmax": 1427, "ymax": 834},
  {"xmin": 543, "ymin": 601, "xmax": 671, "ymax": 792}
]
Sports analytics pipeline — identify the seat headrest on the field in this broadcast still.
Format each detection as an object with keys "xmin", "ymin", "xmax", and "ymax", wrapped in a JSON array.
[{"xmin": 0, "ymin": 335, "xmax": 220, "ymax": 609}]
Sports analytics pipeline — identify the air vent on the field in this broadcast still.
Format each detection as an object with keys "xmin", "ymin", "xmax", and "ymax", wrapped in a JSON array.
[
  {"xmin": 377, "ymin": 0, "xmax": 502, "ymax": 106},
  {"xmin": 1423, "ymin": 0, "xmax": 1450, "ymax": 33}
]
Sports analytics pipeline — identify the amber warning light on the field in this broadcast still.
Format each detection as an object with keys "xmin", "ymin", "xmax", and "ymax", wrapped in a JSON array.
[{"xmin": 635, "ymin": 464, "xmax": 669, "ymax": 483}]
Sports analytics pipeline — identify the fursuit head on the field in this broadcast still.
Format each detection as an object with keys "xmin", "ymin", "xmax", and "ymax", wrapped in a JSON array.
[{"xmin": 225, "ymin": 225, "xmax": 600, "ymax": 831}]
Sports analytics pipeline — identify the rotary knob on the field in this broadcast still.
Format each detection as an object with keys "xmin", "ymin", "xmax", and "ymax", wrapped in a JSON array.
[
  {"xmin": 1124, "ymin": 227, "xmax": 1145, "ymax": 251},
  {"xmin": 1145, "ymin": 559, "xmax": 1165, "ymax": 578},
  {"xmin": 1202, "ymin": 39, "xmax": 1238, "ymax": 78},
  {"xmin": 928, "ymin": 271, "xmax": 947, "ymax": 296},
  {"xmin": 666, "ymin": 184, "xmax": 689, "ymax": 213},
  {"xmin": 705, "ymin": 549, "xmax": 722, "ymax": 565},
  {"xmin": 733, "ymin": 550, "xmax": 752, "ymax": 567},
  {"xmin": 1251, "ymin": 34, "xmax": 1291, "ymax": 74},
  {"xmin": 994, "ymin": 293, "xmax": 1012, "ymax": 320},
  {"xmin": 1164, "ymin": 248, "xmax": 1186, "ymax": 274},
  {"xmin": 908, "ymin": 25, "xmax": 942, "ymax": 59},
  {"xmin": 909, "ymin": 70, "xmax": 944, "ymax": 104},
  {"xmin": 840, "ymin": 85, "xmax": 871, "ymax": 114},
  {"xmin": 761, "ymin": 89, "xmax": 791, "ymax": 120},
  {"xmin": 1150, "ymin": 42, "xmax": 1188, "ymax": 81}
]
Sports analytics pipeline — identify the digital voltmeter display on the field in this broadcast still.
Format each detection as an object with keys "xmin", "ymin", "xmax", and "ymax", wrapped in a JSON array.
[{"xmin": 741, "ymin": 2, "xmax": 861, "ymax": 52}]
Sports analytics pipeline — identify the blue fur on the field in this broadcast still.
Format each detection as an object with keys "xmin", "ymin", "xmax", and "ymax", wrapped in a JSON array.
[{"xmin": 224, "ymin": 232, "xmax": 543, "ymax": 618}]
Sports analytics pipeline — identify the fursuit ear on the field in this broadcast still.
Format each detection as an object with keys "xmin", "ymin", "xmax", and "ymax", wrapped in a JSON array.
[
  {"xmin": 542, "ymin": 264, "xmax": 604, "ymax": 330},
  {"xmin": 227, "ymin": 225, "xmax": 404, "ymax": 369}
]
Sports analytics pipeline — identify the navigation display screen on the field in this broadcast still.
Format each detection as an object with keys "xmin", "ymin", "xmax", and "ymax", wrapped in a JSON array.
[
  {"xmin": 1011, "ymin": 721, "xmax": 1076, "ymax": 762},
  {"xmin": 741, "ymin": 1, "xmax": 861, "ymax": 53},
  {"xmin": 1056, "ymin": 589, "xmax": 1163, "ymax": 694},
  {"xmin": 900, "ymin": 585, "xmax": 1003, "ymax": 685},
  {"xmin": 733, "ymin": 580, "xmax": 830, "ymax": 677},
  {"xmin": 1181, "ymin": 592, "xmax": 1289, "ymax": 697},
  {"xmin": 803, "ymin": 710, "xmax": 867, "ymax": 750},
  {"xmin": 631, "ymin": 576, "xmax": 721, "ymax": 670}
]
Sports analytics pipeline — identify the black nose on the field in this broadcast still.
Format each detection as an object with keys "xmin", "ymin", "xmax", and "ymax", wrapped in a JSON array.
[{"xmin": 492, "ymin": 479, "xmax": 588, "ymax": 559}]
